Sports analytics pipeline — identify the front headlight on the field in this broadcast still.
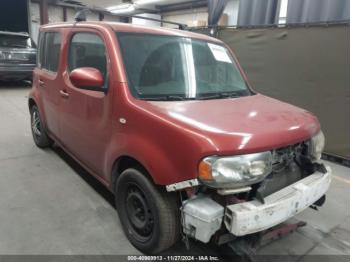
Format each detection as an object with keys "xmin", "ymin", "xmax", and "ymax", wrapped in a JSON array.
[
  {"xmin": 309, "ymin": 131, "xmax": 325, "ymax": 161},
  {"xmin": 198, "ymin": 152, "xmax": 272, "ymax": 188}
]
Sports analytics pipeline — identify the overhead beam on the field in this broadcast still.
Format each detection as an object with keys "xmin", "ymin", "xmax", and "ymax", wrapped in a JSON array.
[{"xmin": 40, "ymin": 0, "xmax": 49, "ymax": 24}]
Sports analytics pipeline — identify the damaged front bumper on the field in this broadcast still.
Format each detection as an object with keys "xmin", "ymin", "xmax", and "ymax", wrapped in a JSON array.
[
  {"xmin": 224, "ymin": 166, "xmax": 332, "ymax": 236},
  {"xmin": 180, "ymin": 166, "xmax": 332, "ymax": 243}
]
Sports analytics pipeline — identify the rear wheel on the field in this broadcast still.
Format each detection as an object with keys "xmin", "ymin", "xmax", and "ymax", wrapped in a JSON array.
[
  {"xmin": 30, "ymin": 105, "xmax": 52, "ymax": 148},
  {"xmin": 115, "ymin": 168, "xmax": 180, "ymax": 254}
]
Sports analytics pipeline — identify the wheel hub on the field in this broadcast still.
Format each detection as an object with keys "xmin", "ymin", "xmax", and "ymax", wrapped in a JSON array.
[
  {"xmin": 32, "ymin": 110, "xmax": 41, "ymax": 137},
  {"xmin": 125, "ymin": 185, "xmax": 154, "ymax": 239}
]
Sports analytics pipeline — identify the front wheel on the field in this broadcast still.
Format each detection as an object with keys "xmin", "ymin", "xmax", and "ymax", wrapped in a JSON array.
[{"xmin": 115, "ymin": 168, "xmax": 180, "ymax": 254}]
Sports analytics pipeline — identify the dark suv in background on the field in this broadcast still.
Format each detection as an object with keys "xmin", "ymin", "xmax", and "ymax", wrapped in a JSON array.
[{"xmin": 0, "ymin": 31, "xmax": 36, "ymax": 81}]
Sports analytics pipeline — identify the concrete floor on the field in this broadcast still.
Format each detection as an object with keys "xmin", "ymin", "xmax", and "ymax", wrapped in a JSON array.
[{"xmin": 0, "ymin": 84, "xmax": 350, "ymax": 259}]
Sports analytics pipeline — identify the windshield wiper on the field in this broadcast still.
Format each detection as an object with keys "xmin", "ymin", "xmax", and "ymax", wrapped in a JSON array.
[
  {"xmin": 140, "ymin": 95, "xmax": 195, "ymax": 101},
  {"xmin": 197, "ymin": 92, "xmax": 242, "ymax": 100},
  {"xmin": 140, "ymin": 91, "xmax": 250, "ymax": 101}
]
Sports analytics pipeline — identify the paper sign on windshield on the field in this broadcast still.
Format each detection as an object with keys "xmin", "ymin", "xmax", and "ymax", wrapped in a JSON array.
[{"xmin": 208, "ymin": 43, "xmax": 232, "ymax": 63}]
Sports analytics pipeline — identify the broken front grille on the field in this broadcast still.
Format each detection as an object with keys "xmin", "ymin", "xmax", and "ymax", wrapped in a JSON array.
[{"xmin": 255, "ymin": 141, "xmax": 309, "ymax": 201}]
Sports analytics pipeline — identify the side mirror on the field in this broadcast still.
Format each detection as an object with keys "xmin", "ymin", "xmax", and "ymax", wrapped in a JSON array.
[{"xmin": 69, "ymin": 67, "xmax": 105, "ymax": 91}]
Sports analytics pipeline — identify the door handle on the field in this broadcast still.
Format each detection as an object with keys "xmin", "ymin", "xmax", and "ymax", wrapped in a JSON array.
[
  {"xmin": 38, "ymin": 80, "xmax": 45, "ymax": 88},
  {"xmin": 60, "ymin": 90, "xmax": 69, "ymax": 99}
]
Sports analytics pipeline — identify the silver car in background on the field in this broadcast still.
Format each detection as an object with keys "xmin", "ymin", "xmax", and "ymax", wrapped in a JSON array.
[{"xmin": 0, "ymin": 31, "xmax": 36, "ymax": 81}]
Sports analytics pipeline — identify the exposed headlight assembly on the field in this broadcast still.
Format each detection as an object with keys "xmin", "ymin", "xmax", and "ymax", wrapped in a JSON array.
[
  {"xmin": 309, "ymin": 131, "xmax": 325, "ymax": 162},
  {"xmin": 198, "ymin": 152, "xmax": 272, "ymax": 188}
]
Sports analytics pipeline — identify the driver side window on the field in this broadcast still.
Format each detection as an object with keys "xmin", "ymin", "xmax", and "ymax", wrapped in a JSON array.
[{"xmin": 68, "ymin": 32, "xmax": 107, "ymax": 78}]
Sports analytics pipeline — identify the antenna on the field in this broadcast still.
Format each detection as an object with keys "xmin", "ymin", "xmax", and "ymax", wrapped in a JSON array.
[{"xmin": 74, "ymin": 9, "xmax": 90, "ymax": 22}]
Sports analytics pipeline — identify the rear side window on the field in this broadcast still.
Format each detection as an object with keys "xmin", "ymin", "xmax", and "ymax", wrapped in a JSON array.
[
  {"xmin": 0, "ymin": 34, "xmax": 35, "ymax": 48},
  {"xmin": 68, "ymin": 33, "xmax": 107, "ymax": 78},
  {"xmin": 37, "ymin": 33, "xmax": 44, "ymax": 68},
  {"xmin": 38, "ymin": 32, "xmax": 61, "ymax": 72}
]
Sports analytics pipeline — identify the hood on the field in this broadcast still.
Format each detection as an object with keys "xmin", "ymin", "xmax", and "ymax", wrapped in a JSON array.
[{"xmin": 138, "ymin": 94, "xmax": 320, "ymax": 155}]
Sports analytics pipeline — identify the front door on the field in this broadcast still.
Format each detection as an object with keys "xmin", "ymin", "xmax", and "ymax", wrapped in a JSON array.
[{"xmin": 59, "ymin": 30, "xmax": 112, "ymax": 177}]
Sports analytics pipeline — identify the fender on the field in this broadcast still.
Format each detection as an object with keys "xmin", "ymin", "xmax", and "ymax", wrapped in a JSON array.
[{"xmin": 105, "ymin": 132, "xmax": 192, "ymax": 186}]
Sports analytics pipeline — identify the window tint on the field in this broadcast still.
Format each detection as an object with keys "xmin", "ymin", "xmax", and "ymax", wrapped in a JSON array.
[
  {"xmin": 37, "ymin": 33, "xmax": 45, "ymax": 68},
  {"xmin": 44, "ymin": 32, "xmax": 61, "ymax": 72},
  {"xmin": 38, "ymin": 32, "xmax": 61, "ymax": 72},
  {"xmin": 0, "ymin": 34, "xmax": 35, "ymax": 48},
  {"xmin": 117, "ymin": 33, "xmax": 250, "ymax": 100},
  {"xmin": 68, "ymin": 33, "xmax": 107, "ymax": 78}
]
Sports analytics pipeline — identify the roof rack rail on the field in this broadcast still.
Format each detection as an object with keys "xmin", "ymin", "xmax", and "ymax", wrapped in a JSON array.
[
  {"xmin": 74, "ymin": 9, "xmax": 89, "ymax": 22},
  {"xmin": 74, "ymin": 9, "xmax": 187, "ymax": 30},
  {"xmin": 130, "ymin": 15, "xmax": 187, "ymax": 30}
]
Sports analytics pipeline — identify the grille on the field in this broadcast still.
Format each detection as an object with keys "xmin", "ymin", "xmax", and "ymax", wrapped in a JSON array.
[{"xmin": 271, "ymin": 142, "xmax": 305, "ymax": 172}]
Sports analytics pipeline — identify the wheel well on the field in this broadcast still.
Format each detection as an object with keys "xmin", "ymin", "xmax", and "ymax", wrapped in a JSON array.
[
  {"xmin": 28, "ymin": 98, "xmax": 36, "ymax": 110},
  {"xmin": 112, "ymin": 156, "xmax": 153, "ymax": 189}
]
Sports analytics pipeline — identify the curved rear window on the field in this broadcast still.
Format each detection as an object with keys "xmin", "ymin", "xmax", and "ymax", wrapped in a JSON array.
[{"xmin": 0, "ymin": 34, "xmax": 35, "ymax": 48}]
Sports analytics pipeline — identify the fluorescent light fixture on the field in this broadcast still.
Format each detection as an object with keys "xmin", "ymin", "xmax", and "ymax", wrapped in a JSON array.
[
  {"xmin": 134, "ymin": 0, "xmax": 167, "ymax": 6},
  {"xmin": 107, "ymin": 3, "xmax": 135, "ymax": 14},
  {"xmin": 107, "ymin": 3, "xmax": 131, "ymax": 11}
]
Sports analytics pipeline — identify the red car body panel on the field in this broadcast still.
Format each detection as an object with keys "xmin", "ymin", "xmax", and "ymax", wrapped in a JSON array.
[{"xmin": 29, "ymin": 22, "xmax": 321, "ymax": 190}]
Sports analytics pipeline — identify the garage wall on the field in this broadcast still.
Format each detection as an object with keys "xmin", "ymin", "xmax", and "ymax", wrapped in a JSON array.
[
  {"xmin": 63, "ymin": 7, "xmax": 120, "ymax": 22},
  {"xmin": 66, "ymin": 8, "xmax": 77, "ymax": 21},
  {"xmin": 162, "ymin": 8, "xmax": 208, "ymax": 28},
  {"xmin": 65, "ymin": 8, "xmax": 104, "ymax": 22},
  {"xmin": 132, "ymin": 13, "xmax": 161, "ymax": 27},
  {"xmin": 218, "ymin": 25, "xmax": 350, "ymax": 159},
  {"xmin": 29, "ymin": 1, "xmax": 120, "ymax": 34},
  {"xmin": 30, "ymin": 2, "xmax": 40, "ymax": 43},
  {"xmin": 29, "ymin": 3, "xmax": 120, "ymax": 41},
  {"xmin": 103, "ymin": 13, "xmax": 121, "ymax": 22},
  {"xmin": 48, "ymin": 5, "xmax": 64, "ymax": 23}
]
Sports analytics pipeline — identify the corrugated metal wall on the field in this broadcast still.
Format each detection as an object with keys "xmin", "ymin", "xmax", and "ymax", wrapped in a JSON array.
[
  {"xmin": 287, "ymin": 0, "xmax": 350, "ymax": 23},
  {"xmin": 218, "ymin": 25, "xmax": 350, "ymax": 159},
  {"xmin": 237, "ymin": 0, "xmax": 280, "ymax": 26}
]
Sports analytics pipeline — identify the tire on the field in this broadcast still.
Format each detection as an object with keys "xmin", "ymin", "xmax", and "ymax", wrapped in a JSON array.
[
  {"xmin": 30, "ymin": 105, "xmax": 52, "ymax": 148},
  {"xmin": 115, "ymin": 168, "xmax": 180, "ymax": 254}
]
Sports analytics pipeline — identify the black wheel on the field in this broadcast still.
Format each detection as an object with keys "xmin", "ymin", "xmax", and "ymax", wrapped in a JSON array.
[
  {"xmin": 30, "ymin": 105, "xmax": 52, "ymax": 148},
  {"xmin": 115, "ymin": 168, "xmax": 180, "ymax": 254}
]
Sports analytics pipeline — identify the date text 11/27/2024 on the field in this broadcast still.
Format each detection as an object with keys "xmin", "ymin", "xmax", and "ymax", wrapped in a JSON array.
[{"xmin": 127, "ymin": 256, "xmax": 220, "ymax": 261}]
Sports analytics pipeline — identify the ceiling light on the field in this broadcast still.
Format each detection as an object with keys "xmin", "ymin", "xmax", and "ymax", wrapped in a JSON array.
[
  {"xmin": 107, "ymin": 3, "xmax": 131, "ymax": 11},
  {"xmin": 107, "ymin": 3, "xmax": 135, "ymax": 14},
  {"xmin": 134, "ymin": 0, "xmax": 166, "ymax": 6}
]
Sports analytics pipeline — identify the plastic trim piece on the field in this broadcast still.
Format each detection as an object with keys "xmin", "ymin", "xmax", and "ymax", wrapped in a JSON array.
[{"xmin": 166, "ymin": 179, "xmax": 199, "ymax": 192}]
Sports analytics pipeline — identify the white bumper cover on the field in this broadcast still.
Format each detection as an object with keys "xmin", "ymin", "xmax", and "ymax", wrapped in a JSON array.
[{"xmin": 224, "ymin": 166, "xmax": 332, "ymax": 236}]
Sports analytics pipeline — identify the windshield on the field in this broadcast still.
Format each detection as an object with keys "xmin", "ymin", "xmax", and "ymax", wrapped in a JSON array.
[
  {"xmin": 117, "ymin": 33, "xmax": 252, "ymax": 101},
  {"xmin": 0, "ymin": 34, "xmax": 36, "ymax": 48}
]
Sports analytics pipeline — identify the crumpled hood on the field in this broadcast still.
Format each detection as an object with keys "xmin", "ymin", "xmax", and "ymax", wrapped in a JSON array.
[{"xmin": 141, "ymin": 94, "xmax": 320, "ymax": 154}]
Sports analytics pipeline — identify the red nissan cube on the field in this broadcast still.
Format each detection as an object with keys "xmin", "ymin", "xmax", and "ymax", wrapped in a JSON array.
[{"xmin": 28, "ymin": 21, "xmax": 331, "ymax": 254}]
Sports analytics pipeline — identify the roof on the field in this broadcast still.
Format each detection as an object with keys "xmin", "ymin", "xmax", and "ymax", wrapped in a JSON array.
[{"xmin": 41, "ymin": 21, "xmax": 221, "ymax": 43}]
